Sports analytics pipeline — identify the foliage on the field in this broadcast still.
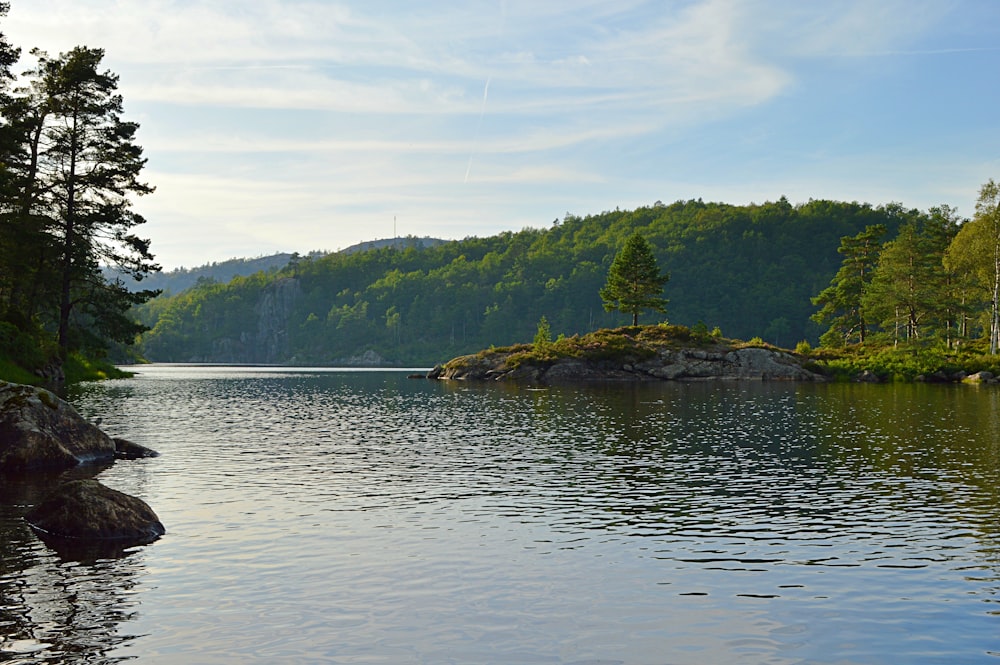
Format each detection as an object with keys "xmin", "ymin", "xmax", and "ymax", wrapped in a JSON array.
[
  {"xmin": 803, "ymin": 338, "xmax": 1000, "ymax": 382},
  {"xmin": 135, "ymin": 198, "xmax": 916, "ymax": 365},
  {"xmin": 0, "ymin": 11, "xmax": 158, "ymax": 381},
  {"xmin": 862, "ymin": 211, "xmax": 958, "ymax": 344},
  {"xmin": 533, "ymin": 316, "xmax": 552, "ymax": 349},
  {"xmin": 945, "ymin": 180, "xmax": 1000, "ymax": 353},
  {"xmin": 811, "ymin": 224, "xmax": 887, "ymax": 345},
  {"xmin": 599, "ymin": 232, "xmax": 669, "ymax": 326},
  {"xmin": 808, "ymin": 181, "xmax": 1000, "ymax": 358}
]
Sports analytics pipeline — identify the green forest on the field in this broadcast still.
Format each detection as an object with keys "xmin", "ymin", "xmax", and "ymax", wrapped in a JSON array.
[{"xmin": 133, "ymin": 196, "xmax": 974, "ymax": 368}]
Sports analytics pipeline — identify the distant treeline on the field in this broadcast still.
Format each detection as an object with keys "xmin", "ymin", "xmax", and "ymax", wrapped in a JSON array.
[
  {"xmin": 135, "ymin": 197, "xmax": 929, "ymax": 366},
  {"xmin": 108, "ymin": 238, "xmax": 452, "ymax": 296}
]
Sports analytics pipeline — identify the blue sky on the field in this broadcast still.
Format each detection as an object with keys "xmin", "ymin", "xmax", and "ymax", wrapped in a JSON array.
[{"xmin": 5, "ymin": 0, "xmax": 1000, "ymax": 269}]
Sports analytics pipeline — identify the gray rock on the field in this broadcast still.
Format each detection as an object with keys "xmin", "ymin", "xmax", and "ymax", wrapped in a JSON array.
[
  {"xmin": 727, "ymin": 348, "xmax": 818, "ymax": 380},
  {"xmin": 0, "ymin": 382, "xmax": 115, "ymax": 472},
  {"xmin": 541, "ymin": 360, "xmax": 638, "ymax": 382},
  {"xmin": 113, "ymin": 437, "xmax": 160, "ymax": 460},
  {"xmin": 25, "ymin": 479, "xmax": 164, "ymax": 543},
  {"xmin": 963, "ymin": 371, "xmax": 995, "ymax": 383},
  {"xmin": 648, "ymin": 364, "xmax": 688, "ymax": 380},
  {"xmin": 855, "ymin": 370, "xmax": 882, "ymax": 383}
]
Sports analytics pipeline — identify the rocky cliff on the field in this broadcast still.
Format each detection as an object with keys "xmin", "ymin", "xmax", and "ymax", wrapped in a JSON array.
[{"xmin": 204, "ymin": 276, "xmax": 301, "ymax": 363}]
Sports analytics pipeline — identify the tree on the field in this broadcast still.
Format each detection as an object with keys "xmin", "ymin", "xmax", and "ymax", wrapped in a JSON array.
[
  {"xmin": 862, "ymin": 217, "xmax": 949, "ymax": 344},
  {"xmin": 811, "ymin": 224, "xmax": 886, "ymax": 346},
  {"xmin": 599, "ymin": 232, "xmax": 669, "ymax": 326},
  {"xmin": 946, "ymin": 180, "xmax": 1000, "ymax": 353},
  {"xmin": 29, "ymin": 46, "xmax": 159, "ymax": 355}
]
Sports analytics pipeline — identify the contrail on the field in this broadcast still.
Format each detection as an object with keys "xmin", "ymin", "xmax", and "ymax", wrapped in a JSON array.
[{"xmin": 464, "ymin": 76, "xmax": 491, "ymax": 184}]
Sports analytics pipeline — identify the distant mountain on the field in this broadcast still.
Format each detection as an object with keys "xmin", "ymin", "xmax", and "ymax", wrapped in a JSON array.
[
  {"xmin": 339, "ymin": 236, "xmax": 450, "ymax": 255},
  {"xmin": 108, "ymin": 237, "xmax": 449, "ymax": 294},
  {"xmin": 105, "ymin": 253, "xmax": 302, "ymax": 295}
]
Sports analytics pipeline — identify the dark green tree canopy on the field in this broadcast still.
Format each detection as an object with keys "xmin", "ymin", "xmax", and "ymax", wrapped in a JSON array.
[
  {"xmin": 599, "ymin": 232, "xmax": 669, "ymax": 326},
  {"xmin": 810, "ymin": 224, "xmax": 886, "ymax": 346},
  {"xmin": 0, "ymin": 18, "xmax": 158, "ymax": 374}
]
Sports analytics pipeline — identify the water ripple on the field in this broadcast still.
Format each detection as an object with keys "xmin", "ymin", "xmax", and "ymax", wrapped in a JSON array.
[{"xmin": 0, "ymin": 370, "xmax": 994, "ymax": 663}]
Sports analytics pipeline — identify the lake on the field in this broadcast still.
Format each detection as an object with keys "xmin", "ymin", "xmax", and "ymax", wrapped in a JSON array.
[{"xmin": 1, "ymin": 366, "xmax": 998, "ymax": 664}]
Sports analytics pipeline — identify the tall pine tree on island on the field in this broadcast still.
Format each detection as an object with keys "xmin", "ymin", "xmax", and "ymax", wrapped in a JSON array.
[{"xmin": 600, "ymin": 232, "xmax": 669, "ymax": 326}]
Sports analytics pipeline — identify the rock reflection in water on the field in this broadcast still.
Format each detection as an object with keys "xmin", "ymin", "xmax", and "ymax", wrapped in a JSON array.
[{"xmin": 0, "ymin": 470, "xmax": 150, "ymax": 664}]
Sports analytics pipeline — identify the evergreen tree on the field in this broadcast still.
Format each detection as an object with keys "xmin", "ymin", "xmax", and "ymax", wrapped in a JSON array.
[
  {"xmin": 599, "ymin": 232, "xmax": 669, "ymax": 326},
  {"xmin": 862, "ymin": 218, "xmax": 949, "ymax": 343},
  {"xmin": 29, "ymin": 46, "xmax": 159, "ymax": 355},
  {"xmin": 811, "ymin": 225, "xmax": 886, "ymax": 346}
]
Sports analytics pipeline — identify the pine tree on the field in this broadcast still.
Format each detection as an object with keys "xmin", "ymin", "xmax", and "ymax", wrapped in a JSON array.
[
  {"xmin": 811, "ymin": 225, "xmax": 886, "ymax": 346},
  {"xmin": 862, "ymin": 219, "xmax": 949, "ymax": 343},
  {"xmin": 599, "ymin": 233, "xmax": 669, "ymax": 326},
  {"xmin": 29, "ymin": 46, "xmax": 159, "ymax": 355}
]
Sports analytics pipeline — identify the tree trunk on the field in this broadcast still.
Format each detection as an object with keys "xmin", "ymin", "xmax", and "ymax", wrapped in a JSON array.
[
  {"xmin": 992, "ymin": 238, "xmax": 1000, "ymax": 354},
  {"xmin": 58, "ymin": 107, "xmax": 80, "ymax": 356}
]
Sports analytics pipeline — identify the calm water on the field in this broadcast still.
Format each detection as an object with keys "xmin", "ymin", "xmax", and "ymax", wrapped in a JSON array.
[{"xmin": 1, "ymin": 366, "xmax": 999, "ymax": 664}]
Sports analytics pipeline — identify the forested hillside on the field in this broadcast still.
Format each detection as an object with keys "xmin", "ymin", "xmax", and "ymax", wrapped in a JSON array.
[{"xmin": 135, "ymin": 197, "xmax": 920, "ymax": 366}]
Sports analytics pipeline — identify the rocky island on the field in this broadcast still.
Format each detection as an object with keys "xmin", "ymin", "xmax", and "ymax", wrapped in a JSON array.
[{"xmin": 432, "ymin": 325, "xmax": 825, "ymax": 384}]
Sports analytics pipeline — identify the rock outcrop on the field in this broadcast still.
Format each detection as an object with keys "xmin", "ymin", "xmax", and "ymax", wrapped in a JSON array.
[
  {"xmin": 0, "ymin": 381, "xmax": 116, "ymax": 471},
  {"xmin": 439, "ymin": 345, "xmax": 824, "ymax": 384},
  {"xmin": 193, "ymin": 276, "xmax": 302, "ymax": 363},
  {"xmin": 25, "ymin": 479, "xmax": 164, "ymax": 543}
]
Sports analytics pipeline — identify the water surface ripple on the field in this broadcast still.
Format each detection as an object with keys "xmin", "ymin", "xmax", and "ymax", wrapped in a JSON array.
[{"xmin": 2, "ymin": 366, "xmax": 998, "ymax": 664}]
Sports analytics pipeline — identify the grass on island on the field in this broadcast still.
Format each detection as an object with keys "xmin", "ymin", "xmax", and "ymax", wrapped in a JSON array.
[
  {"xmin": 445, "ymin": 323, "xmax": 763, "ymax": 372},
  {"xmin": 62, "ymin": 353, "xmax": 134, "ymax": 383}
]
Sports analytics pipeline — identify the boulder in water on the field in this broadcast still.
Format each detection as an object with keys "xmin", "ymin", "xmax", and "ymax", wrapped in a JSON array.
[
  {"xmin": 25, "ymin": 479, "xmax": 165, "ymax": 543},
  {"xmin": 0, "ymin": 381, "xmax": 115, "ymax": 471}
]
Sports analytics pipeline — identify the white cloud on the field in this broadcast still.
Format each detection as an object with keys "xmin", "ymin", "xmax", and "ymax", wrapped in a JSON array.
[{"xmin": 4, "ymin": 0, "xmax": 993, "ymax": 268}]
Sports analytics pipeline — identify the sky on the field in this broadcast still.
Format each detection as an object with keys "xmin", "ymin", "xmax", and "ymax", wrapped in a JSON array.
[{"xmin": 4, "ymin": 0, "xmax": 1000, "ymax": 270}]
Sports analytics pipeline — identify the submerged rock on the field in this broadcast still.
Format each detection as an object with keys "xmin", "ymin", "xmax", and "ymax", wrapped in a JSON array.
[
  {"xmin": 113, "ymin": 437, "xmax": 160, "ymax": 460},
  {"xmin": 25, "ymin": 479, "xmax": 165, "ymax": 543},
  {"xmin": 0, "ymin": 381, "xmax": 115, "ymax": 471}
]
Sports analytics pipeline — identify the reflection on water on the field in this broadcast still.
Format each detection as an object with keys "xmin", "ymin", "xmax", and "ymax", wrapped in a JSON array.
[{"xmin": 1, "ymin": 366, "xmax": 998, "ymax": 664}]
